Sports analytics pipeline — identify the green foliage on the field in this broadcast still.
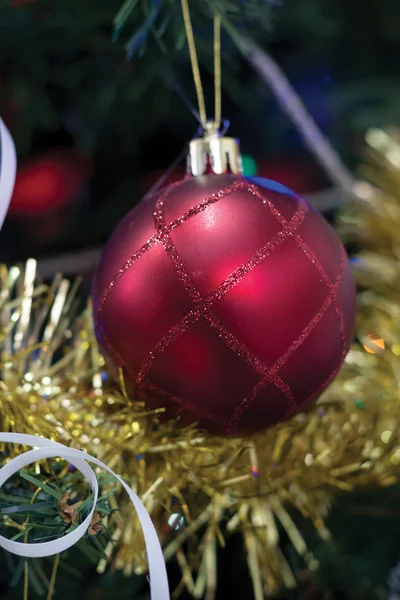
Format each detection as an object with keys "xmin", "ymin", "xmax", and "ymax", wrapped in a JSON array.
[
  {"xmin": 0, "ymin": 0, "xmax": 275, "ymax": 156},
  {"xmin": 1, "ymin": 0, "xmax": 399, "ymax": 163},
  {"xmin": 0, "ymin": 457, "xmax": 117, "ymax": 595},
  {"xmin": 111, "ymin": 0, "xmax": 276, "ymax": 50},
  {"xmin": 302, "ymin": 486, "xmax": 400, "ymax": 600}
]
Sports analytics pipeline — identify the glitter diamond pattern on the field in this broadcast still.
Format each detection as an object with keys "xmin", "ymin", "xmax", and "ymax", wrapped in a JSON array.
[{"xmin": 95, "ymin": 179, "xmax": 347, "ymax": 433}]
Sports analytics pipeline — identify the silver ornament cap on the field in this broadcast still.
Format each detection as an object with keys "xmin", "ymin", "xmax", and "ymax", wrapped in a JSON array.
[{"xmin": 188, "ymin": 122, "xmax": 242, "ymax": 176}]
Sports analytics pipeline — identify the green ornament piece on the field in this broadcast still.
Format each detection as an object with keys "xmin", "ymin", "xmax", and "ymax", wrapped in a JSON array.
[{"xmin": 242, "ymin": 155, "xmax": 257, "ymax": 177}]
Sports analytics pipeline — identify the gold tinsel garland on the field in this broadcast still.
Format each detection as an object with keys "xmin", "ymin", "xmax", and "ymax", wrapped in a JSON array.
[{"xmin": 1, "ymin": 148, "xmax": 400, "ymax": 599}]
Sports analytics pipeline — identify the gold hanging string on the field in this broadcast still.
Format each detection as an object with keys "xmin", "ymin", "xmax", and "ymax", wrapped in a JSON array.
[
  {"xmin": 180, "ymin": 0, "xmax": 207, "ymax": 127},
  {"xmin": 213, "ymin": 14, "xmax": 221, "ymax": 129},
  {"xmin": 180, "ymin": 0, "xmax": 222, "ymax": 130}
]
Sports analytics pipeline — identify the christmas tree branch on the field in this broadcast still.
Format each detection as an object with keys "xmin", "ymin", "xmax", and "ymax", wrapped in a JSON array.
[
  {"xmin": 224, "ymin": 22, "xmax": 358, "ymax": 198},
  {"xmin": 0, "ymin": 460, "xmax": 115, "ymax": 593}
]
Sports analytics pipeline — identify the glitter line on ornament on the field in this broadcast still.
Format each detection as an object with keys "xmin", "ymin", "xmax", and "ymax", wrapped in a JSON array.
[
  {"xmin": 145, "ymin": 180, "xmax": 296, "ymax": 404},
  {"xmin": 96, "ymin": 180, "xmax": 245, "ymax": 314},
  {"xmin": 135, "ymin": 185, "xmax": 308, "ymax": 377},
  {"xmin": 294, "ymin": 235, "xmax": 347, "ymax": 356},
  {"xmin": 229, "ymin": 253, "xmax": 345, "ymax": 426},
  {"xmin": 204, "ymin": 311, "xmax": 294, "ymax": 402},
  {"xmin": 245, "ymin": 184, "xmax": 347, "ymax": 359}
]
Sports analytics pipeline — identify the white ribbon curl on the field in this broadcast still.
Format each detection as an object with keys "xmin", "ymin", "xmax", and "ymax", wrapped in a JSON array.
[
  {"xmin": 0, "ymin": 120, "xmax": 170, "ymax": 598},
  {"xmin": 0, "ymin": 434, "xmax": 169, "ymax": 599},
  {"xmin": 0, "ymin": 118, "xmax": 16, "ymax": 229}
]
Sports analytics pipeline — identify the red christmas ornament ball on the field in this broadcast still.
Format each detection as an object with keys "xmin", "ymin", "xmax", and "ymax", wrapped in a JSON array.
[
  {"xmin": 93, "ymin": 174, "xmax": 356, "ymax": 435},
  {"xmin": 9, "ymin": 149, "xmax": 91, "ymax": 216},
  {"xmin": 257, "ymin": 156, "xmax": 326, "ymax": 195}
]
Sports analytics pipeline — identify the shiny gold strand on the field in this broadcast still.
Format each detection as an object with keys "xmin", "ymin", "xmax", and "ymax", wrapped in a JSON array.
[{"xmin": 1, "ymin": 139, "xmax": 400, "ymax": 596}]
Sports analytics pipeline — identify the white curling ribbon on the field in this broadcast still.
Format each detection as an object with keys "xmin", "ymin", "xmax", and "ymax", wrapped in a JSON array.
[
  {"xmin": 0, "ymin": 433, "xmax": 170, "ymax": 599},
  {"xmin": 0, "ymin": 118, "xmax": 17, "ymax": 229}
]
